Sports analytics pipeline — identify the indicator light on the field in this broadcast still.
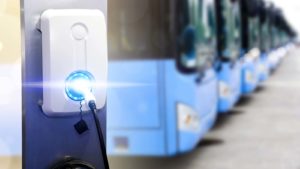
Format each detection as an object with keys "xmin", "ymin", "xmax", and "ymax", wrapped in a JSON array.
[{"xmin": 65, "ymin": 71, "xmax": 95, "ymax": 101}]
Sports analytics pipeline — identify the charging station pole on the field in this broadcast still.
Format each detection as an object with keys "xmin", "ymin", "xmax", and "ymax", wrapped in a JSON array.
[{"xmin": 21, "ymin": 0, "xmax": 107, "ymax": 168}]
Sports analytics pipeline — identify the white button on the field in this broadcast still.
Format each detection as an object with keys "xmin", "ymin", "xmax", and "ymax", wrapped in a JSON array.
[{"xmin": 71, "ymin": 23, "xmax": 89, "ymax": 40}]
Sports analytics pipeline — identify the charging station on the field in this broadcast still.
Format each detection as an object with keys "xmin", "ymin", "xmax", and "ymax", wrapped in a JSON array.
[
  {"xmin": 22, "ymin": 0, "xmax": 108, "ymax": 168},
  {"xmin": 40, "ymin": 9, "xmax": 107, "ymax": 115}
]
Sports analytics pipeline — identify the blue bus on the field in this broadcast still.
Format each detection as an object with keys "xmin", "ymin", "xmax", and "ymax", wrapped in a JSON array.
[
  {"xmin": 274, "ymin": 9, "xmax": 296, "ymax": 62},
  {"xmin": 267, "ymin": 6, "xmax": 296, "ymax": 70},
  {"xmin": 257, "ymin": 0, "xmax": 272, "ymax": 82},
  {"xmin": 215, "ymin": 0, "xmax": 242, "ymax": 113},
  {"xmin": 239, "ymin": 0, "xmax": 261, "ymax": 94},
  {"xmin": 268, "ymin": 7, "xmax": 284, "ymax": 70},
  {"xmin": 107, "ymin": 0, "xmax": 218, "ymax": 156}
]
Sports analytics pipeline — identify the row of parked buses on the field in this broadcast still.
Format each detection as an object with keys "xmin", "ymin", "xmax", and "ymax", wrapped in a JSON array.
[{"xmin": 107, "ymin": 0, "xmax": 296, "ymax": 156}]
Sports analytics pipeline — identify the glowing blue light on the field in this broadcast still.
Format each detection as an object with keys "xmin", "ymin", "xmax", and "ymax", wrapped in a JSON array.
[{"xmin": 65, "ymin": 71, "xmax": 95, "ymax": 101}]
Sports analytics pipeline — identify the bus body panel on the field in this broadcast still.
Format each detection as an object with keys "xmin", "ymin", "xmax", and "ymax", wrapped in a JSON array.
[
  {"xmin": 108, "ymin": 60, "xmax": 161, "ymax": 129},
  {"xmin": 108, "ymin": 60, "xmax": 218, "ymax": 156},
  {"xmin": 258, "ymin": 53, "xmax": 270, "ymax": 82},
  {"xmin": 241, "ymin": 58, "xmax": 259, "ymax": 94},
  {"xmin": 107, "ymin": 60, "xmax": 168, "ymax": 156},
  {"xmin": 268, "ymin": 48, "xmax": 282, "ymax": 71},
  {"xmin": 164, "ymin": 60, "xmax": 218, "ymax": 153},
  {"xmin": 107, "ymin": 130, "xmax": 166, "ymax": 156},
  {"xmin": 218, "ymin": 61, "xmax": 242, "ymax": 113}
]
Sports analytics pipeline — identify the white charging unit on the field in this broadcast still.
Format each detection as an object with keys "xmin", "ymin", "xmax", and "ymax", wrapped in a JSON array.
[{"xmin": 40, "ymin": 9, "xmax": 107, "ymax": 116}]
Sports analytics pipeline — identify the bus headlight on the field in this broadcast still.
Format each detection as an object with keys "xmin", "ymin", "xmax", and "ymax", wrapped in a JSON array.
[
  {"xmin": 219, "ymin": 82, "xmax": 231, "ymax": 99},
  {"xmin": 177, "ymin": 103, "xmax": 200, "ymax": 133},
  {"xmin": 245, "ymin": 71, "xmax": 255, "ymax": 84},
  {"xmin": 258, "ymin": 64, "xmax": 266, "ymax": 74}
]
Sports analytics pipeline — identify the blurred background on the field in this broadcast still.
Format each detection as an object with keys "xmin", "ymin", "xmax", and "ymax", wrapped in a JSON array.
[
  {"xmin": 271, "ymin": 0, "xmax": 300, "ymax": 33},
  {"xmin": 0, "ymin": 0, "xmax": 22, "ymax": 169}
]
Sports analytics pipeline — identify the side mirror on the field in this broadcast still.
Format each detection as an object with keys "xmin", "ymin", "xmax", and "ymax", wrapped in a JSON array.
[{"xmin": 178, "ymin": 26, "xmax": 197, "ymax": 72}]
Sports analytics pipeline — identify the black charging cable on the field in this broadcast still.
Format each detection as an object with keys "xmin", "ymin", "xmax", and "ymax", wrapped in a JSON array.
[
  {"xmin": 88, "ymin": 100, "xmax": 110, "ymax": 169},
  {"xmin": 50, "ymin": 101, "xmax": 110, "ymax": 169}
]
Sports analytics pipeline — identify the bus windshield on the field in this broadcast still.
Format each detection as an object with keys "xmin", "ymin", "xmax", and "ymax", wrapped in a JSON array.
[
  {"xmin": 232, "ymin": 5, "xmax": 241, "ymax": 58},
  {"xmin": 260, "ymin": 17, "xmax": 271, "ymax": 53},
  {"xmin": 109, "ymin": 0, "xmax": 216, "ymax": 68},
  {"xmin": 108, "ymin": 0, "xmax": 173, "ymax": 60},
  {"xmin": 180, "ymin": 0, "xmax": 216, "ymax": 69},
  {"xmin": 201, "ymin": 0, "xmax": 217, "ymax": 61},
  {"xmin": 217, "ymin": 0, "xmax": 241, "ymax": 60},
  {"xmin": 248, "ymin": 18, "xmax": 260, "ymax": 50}
]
